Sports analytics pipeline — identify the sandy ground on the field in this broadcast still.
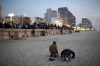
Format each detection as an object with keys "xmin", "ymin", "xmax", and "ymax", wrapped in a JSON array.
[{"xmin": 0, "ymin": 31, "xmax": 100, "ymax": 66}]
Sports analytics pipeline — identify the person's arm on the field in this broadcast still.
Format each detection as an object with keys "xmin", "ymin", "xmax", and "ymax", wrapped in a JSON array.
[{"xmin": 71, "ymin": 51, "xmax": 75, "ymax": 58}]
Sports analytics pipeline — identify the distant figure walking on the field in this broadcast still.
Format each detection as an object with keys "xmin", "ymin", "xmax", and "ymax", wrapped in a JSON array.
[
  {"xmin": 60, "ymin": 29, "xmax": 63, "ymax": 35},
  {"xmin": 31, "ymin": 29, "xmax": 35, "ymax": 37},
  {"xmin": 69, "ymin": 28, "xmax": 72, "ymax": 34},
  {"xmin": 61, "ymin": 49, "xmax": 75, "ymax": 62}
]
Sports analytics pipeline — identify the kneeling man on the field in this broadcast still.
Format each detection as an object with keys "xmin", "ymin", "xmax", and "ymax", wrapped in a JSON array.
[{"xmin": 49, "ymin": 41, "xmax": 59, "ymax": 58}]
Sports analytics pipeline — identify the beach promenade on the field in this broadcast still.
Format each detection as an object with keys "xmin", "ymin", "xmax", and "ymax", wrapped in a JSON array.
[{"xmin": 0, "ymin": 31, "xmax": 100, "ymax": 66}]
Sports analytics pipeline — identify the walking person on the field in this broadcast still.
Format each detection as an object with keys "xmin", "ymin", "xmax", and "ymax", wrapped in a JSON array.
[
  {"xmin": 31, "ymin": 29, "xmax": 35, "ymax": 37},
  {"xmin": 60, "ymin": 29, "xmax": 63, "ymax": 35},
  {"xmin": 69, "ymin": 27, "xmax": 72, "ymax": 34}
]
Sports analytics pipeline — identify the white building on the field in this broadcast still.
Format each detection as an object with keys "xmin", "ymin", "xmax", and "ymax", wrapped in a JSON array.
[
  {"xmin": 4, "ymin": 15, "xmax": 21, "ymax": 24},
  {"xmin": 44, "ymin": 8, "xmax": 62, "ymax": 25},
  {"xmin": 30, "ymin": 17, "xmax": 36, "ymax": 22},
  {"xmin": 51, "ymin": 17, "xmax": 63, "ymax": 27},
  {"xmin": 30, "ymin": 17, "xmax": 36, "ymax": 25},
  {"xmin": 4, "ymin": 15, "xmax": 31, "ymax": 25}
]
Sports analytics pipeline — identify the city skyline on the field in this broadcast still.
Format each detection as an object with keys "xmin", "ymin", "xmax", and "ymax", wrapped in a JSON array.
[{"xmin": 0, "ymin": 0, "xmax": 100, "ymax": 29}]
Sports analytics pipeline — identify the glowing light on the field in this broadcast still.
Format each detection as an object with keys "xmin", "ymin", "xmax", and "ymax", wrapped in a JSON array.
[
  {"xmin": 8, "ymin": 13, "xmax": 14, "ymax": 16},
  {"xmin": 67, "ymin": 25, "xmax": 71, "ymax": 27},
  {"xmin": 54, "ymin": 20, "xmax": 62, "ymax": 27},
  {"xmin": 8, "ymin": 13, "xmax": 14, "ymax": 22}
]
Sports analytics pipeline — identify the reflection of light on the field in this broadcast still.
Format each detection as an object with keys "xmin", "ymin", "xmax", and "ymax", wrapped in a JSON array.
[
  {"xmin": 67, "ymin": 25, "xmax": 71, "ymax": 27},
  {"xmin": 54, "ymin": 21, "xmax": 62, "ymax": 27},
  {"xmin": 74, "ymin": 27, "xmax": 76, "ymax": 29},
  {"xmin": 55, "ymin": 21, "xmax": 59, "ymax": 23}
]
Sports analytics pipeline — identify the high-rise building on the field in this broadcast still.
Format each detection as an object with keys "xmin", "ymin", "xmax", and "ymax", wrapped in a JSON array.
[
  {"xmin": 44, "ymin": 8, "xmax": 60, "ymax": 24},
  {"xmin": 82, "ymin": 17, "xmax": 92, "ymax": 28},
  {"xmin": 44, "ymin": 8, "xmax": 63, "ymax": 26},
  {"xmin": 0, "ymin": 5, "xmax": 2, "ymax": 22},
  {"xmin": 58, "ymin": 7, "xmax": 76, "ymax": 27}
]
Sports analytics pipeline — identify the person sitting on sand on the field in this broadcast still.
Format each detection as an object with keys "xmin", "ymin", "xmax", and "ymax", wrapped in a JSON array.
[
  {"xmin": 49, "ymin": 41, "xmax": 59, "ymax": 58},
  {"xmin": 61, "ymin": 49, "xmax": 75, "ymax": 62}
]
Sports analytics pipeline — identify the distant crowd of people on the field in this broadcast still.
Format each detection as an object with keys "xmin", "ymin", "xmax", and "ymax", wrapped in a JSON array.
[{"xmin": 0, "ymin": 21, "xmax": 72, "ymax": 30}]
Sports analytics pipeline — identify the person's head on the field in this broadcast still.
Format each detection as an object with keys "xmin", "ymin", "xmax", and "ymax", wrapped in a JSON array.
[{"xmin": 53, "ymin": 41, "xmax": 56, "ymax": 44}]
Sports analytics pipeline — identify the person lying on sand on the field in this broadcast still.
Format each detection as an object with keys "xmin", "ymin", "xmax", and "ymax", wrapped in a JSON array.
[{"xmin": 61, "ymin": 49, "xmax": 75, "ymax": 62}]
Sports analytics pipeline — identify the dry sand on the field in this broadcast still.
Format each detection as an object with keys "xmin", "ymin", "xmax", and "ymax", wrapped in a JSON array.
[{"xmin": 0, "ymin": 31, "xmax": 100, "ymax": 66}]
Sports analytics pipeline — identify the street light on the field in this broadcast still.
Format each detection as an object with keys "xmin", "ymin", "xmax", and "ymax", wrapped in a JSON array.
[{"xmin": 8, "ymin": 13, "xmax": 14, "ymax": 22}]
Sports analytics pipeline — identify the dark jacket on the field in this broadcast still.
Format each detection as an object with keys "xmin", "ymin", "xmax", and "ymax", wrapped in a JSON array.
[
  {"xmin": 31, "ymin": 29, "xmax": 35, "ymax": 34},
  {"xmin": 49, "ymin": 44, "xmax": 58, "ymax": 54},
  {"xmin": 61, "ymin": 49, "xmax": 75, "ymax": 58}
]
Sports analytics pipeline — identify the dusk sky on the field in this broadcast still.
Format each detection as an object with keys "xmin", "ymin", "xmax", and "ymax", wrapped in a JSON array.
[{"xmin": 0, "ymin": 0, "xmax": 100, "ymax": 29}]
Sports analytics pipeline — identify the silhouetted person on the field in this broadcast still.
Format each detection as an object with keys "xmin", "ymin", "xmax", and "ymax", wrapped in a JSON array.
[
  {"xmin": 31, "ymin": 29, "xmax": 35, "ymax": 37},
  {"xmin": 0, "ymin": 22, "xmax": 2, "ymax": 28},
  {"xmin": 69, "ymin": 28, "xmax": 72, "ymax": 34},
  {"xmin": 60, "ymin": 29, "xmax": 63, "ymax": 34}
]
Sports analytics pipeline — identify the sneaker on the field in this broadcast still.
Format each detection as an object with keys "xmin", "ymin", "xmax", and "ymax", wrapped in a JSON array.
[
  {"xmin": 49, "ymin": 58, "xmax": 55, "ymax": 61},
  {"xmin": 65, "ymin": 57, "xmax": 69, "ymax": 62}
]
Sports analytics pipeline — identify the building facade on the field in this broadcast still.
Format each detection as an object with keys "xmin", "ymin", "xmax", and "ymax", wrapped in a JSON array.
[
  {"xmin": 58, "ymin": 7, "xmax": 76, "ymax": 27},
  {"xmin": 4, "ymin": 15, "xmax": 31, "ymax": 25},
  {"xmin": 35, "ymin": 17, "xmax": 45, "ymax": 24},
  {"xmin": 0, "ymin": 5, "xmax": 2, "ymax": 22},
  {"xmin": 82, "ymin": 17, "xmax": 92, "ymax": 28},
  {"xmin": 51, "ymin": 17, "xmax": 63, "ymax": 27},
  {"xmin": 30, "ymin": 17, "xmax": 36, "ymax": 22},
  {"xmin": 5, "ymin": 16, "xmax": 21, "ymax": 24},
  {"xmin": 44, "ymin": 8, "xmax": 60, "ymax": 24}
]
